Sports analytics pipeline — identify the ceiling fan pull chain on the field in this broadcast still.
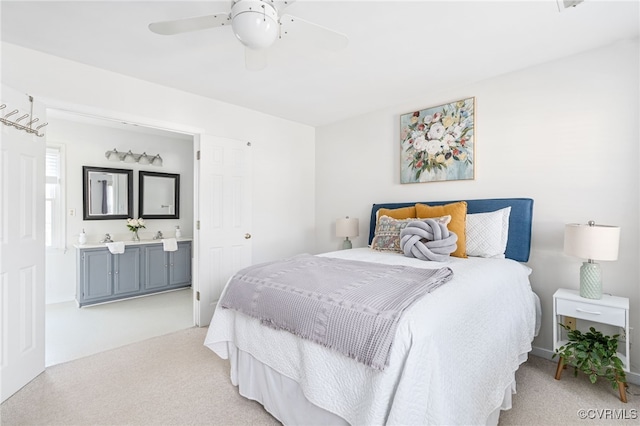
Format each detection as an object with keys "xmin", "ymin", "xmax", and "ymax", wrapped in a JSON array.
[{"xmin": 261, "ymin": 4, "xmax": 266, "ymax": 21}]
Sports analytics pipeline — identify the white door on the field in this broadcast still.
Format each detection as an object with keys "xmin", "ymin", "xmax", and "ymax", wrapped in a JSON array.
[
  {"xmin": 195, "ymin": 135, "xmax": 252, "ymax": 326},
  {"xmin": 0, "ymin": 86, "xmax": 46, "ymax": 402}
]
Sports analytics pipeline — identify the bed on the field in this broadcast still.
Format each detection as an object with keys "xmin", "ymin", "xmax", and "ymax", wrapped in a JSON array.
[{"xmin": 205, "ymin": 198, "xmax": 540, "ymax": 425}]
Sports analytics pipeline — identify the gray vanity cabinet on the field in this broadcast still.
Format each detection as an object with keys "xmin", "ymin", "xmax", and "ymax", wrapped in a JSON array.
[
  {"xmin": 77, "ymin": 246, "xmax": 141, "ymax": 306},
  {"xmin": 113, "ymin": 247, "xmax": 142, "ymax": 295},
  {"xmin": 169, "ymin": 242, "xmax": 191, "ymax": 286},
  {"xmin": 78, "ymin": 249, "xmax": 112, "ymax": 302},
  {"xmin": 76, "ymin": 241, "xmax": 191, "ymax": 307},
  {"xmin": 143, "ymin": 241, "xmax": 191, "ymax": 290},
  {"xmin": 144, "ymin": 245, "xmax": 169, "ymax": 290}
]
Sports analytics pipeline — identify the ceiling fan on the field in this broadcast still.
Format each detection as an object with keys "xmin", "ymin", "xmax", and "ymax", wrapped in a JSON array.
[{"xmin": 148, "ymin": 0, "xmax": 348, "ymax": 71}]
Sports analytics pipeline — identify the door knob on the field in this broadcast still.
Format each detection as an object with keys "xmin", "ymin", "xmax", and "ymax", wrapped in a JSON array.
[{"xmin": 244, "ymin": 233, "xmax": 252, "ymax": 239}]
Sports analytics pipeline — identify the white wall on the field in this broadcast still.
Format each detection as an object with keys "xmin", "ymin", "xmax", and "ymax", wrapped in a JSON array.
[
  {"xmin": 2, "ymin": 42, "xmax": 316, "ymax": 299},
  {"xmin": 45, "ymin": 118, "xmax": 194, "ymax": 303},
  {"xmin": 315, "ymin": 39, "xmax": 640, "ymax": 373}
]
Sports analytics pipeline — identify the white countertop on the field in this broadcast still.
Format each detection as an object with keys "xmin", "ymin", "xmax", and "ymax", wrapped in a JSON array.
[{"xmin": 74, "ymin": 238, "xmax": 192, "ymax": 249}]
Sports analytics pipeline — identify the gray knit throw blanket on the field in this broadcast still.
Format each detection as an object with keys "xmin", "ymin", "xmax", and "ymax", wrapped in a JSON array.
[
  {"xmin": 400, "ymin": 219, "xmax": 458, "ymax": 262},
  {"xmin": 220, "ymin": 254, "xmax": 453, "ymax": 370}
]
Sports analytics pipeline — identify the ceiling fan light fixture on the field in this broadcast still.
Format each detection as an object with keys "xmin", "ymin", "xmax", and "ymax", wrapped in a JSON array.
[
  {"xmin": 231, "ymin": 0, "xmax": 279, "ymax": 50},
  {"xmin": 148, "ymin": 0, "xmax": 349, "ymax": 70}
]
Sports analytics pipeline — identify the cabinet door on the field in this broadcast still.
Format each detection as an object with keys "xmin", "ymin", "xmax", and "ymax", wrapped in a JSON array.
[
  {"xmin": 81, "ymin": 250, "xmax": 113, "ymax": 301},
  {"xmin": 144, "ymin": 245, "xmax": 168, "ymax": 290},
  {"xmin": 114, "ymin": 247, "xmax": 141, "ymax": 295},
  {"xmin": 169, "ymin": 243, "xmax": 192, "ymax": 286}
]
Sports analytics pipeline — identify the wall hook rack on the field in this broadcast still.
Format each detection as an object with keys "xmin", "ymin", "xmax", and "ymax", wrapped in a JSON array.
[{"xmin": 0, "ymin": 103, "xmax": 48, "ymax": 137}]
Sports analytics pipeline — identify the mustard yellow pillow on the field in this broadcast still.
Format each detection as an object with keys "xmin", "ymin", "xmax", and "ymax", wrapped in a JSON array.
[
  {"xmin": 377, "ymin": 206, "xmax": 416, "ymax": 221},
  {"xmin": 415, "ymin": 201, "xmax": 468, "ymax": 258}
]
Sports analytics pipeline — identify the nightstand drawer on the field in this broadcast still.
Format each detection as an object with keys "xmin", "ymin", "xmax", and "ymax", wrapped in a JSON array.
[{"xmin": 556, "ymin": 299, "xmax": 625, "ymax": 327}]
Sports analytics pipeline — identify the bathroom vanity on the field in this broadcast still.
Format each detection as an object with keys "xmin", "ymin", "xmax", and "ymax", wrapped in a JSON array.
[{"xmin": 75, "ymin": 239, "xmax": 191, "ymax": 307}]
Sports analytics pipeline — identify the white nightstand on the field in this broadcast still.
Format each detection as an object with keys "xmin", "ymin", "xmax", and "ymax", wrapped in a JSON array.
[{"xmin": 552, "ymin": 288, "xmax": 630, "ymax": 402}]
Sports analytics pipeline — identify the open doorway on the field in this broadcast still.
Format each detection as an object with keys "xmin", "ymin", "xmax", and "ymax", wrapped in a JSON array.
[{"xmin": 44, "ymin": 109, "xmax": 196, "ymax": 366}]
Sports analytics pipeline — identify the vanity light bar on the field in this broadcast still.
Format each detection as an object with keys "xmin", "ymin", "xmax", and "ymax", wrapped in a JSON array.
[{"xmin": 105, "ymin": 149, "xmax": 163, "ymax": 167}]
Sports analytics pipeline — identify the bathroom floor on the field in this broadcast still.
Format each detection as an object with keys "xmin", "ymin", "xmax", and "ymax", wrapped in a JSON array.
[{"xmin": 45, "ymin": 287, "xmax": 194, "ymax": 366}]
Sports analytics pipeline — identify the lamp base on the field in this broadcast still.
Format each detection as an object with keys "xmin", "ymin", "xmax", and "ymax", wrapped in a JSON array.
[
  {"xmin": 580, "ymin": 261, "xmax": 602, "ymax": 299},
  {"xmin": 342, "ymin": 238, "xmax": 352, "ymax": 250}
]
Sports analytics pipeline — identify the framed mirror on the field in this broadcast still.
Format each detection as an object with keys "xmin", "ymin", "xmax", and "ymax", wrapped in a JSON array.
[
  {"xmin": 82, "ymin": 166, "xmax": 133, "ymax": 220},
  {"xmin": 139, "ymin": 171, "xmax": 180, "ymax": 219}
]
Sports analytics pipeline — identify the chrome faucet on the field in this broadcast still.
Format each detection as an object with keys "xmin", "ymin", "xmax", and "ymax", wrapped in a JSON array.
[
  {"xmin": 100, "ymin": 233, "xmax": 113, "ymax": 243},
  {"xmin": 153, "ymin": 230, "xmax": 164, "ymax": 240}
]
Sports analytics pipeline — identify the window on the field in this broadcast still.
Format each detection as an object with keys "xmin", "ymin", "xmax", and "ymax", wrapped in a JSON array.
[{"xmin": 45, "ymin": 144, "xmax": 65, "ymax": 249}]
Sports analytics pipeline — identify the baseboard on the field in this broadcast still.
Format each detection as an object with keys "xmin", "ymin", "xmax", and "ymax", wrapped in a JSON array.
[{"xmin": 530, "ymin": 345, "xmax": 640, "ymax": 386}]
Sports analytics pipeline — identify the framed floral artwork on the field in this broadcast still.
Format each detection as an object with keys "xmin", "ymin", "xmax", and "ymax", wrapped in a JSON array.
[{"xmin": 400, "ymin": 97, "xmax": 475, "ymax": 184}]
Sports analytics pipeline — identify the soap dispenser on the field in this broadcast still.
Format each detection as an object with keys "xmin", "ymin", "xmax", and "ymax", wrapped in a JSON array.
[
  {"xmin": 175, "ymin": 226, "xmax": 182, "ymax": 239},
  {"xmin": 78, "ymin": 229, "xmax": 87, "ymax": 245}
]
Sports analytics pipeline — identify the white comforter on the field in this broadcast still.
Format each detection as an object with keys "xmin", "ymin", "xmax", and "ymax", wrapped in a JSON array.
[{"xmin": 205, "ymin": 248, "xmax": 538, "ymax": 425}]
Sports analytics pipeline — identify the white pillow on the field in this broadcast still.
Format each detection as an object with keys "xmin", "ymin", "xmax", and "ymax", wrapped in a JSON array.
[{"xmin": 465, "ymin": 207, "xmax": 511, "ymax": 258}]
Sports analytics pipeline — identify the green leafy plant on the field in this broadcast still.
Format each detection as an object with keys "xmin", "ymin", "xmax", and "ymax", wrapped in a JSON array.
[{"xmin": 553, "ymin": 324, "xmax": 626, "ymax": 389}]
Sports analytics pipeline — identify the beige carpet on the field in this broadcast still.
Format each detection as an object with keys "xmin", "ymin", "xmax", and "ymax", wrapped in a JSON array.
[
  {"xmin": 1, "ymin": 327, "xmax": 637, "ymax": 425},
  {"xmin": 1, "ymin": 327, "xmax": 278, "ymax": 426},
  {"xmin": 498, "ymin": 355, "xmax": 639, "ymax": 425}
]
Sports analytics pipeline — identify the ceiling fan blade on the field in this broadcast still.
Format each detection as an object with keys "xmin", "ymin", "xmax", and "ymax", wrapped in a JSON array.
[
  {"xmin": 149, "ymin": 13, "xmax": 230, "ymax": 36},
  {"xmin": 279, "ymin": 14, "xmax": 348, "ymax": 51},
  {"xmin": 245, "ymin": 48, "xmax": 268, "ymax": 71}
]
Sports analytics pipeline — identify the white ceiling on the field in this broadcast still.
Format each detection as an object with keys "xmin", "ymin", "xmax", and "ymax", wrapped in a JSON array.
[
  {"xmin": 2, "ymin": 1, "xmax": 639, "ymax": 127},
  {"xmin": 47, "ymin": 108, "xmax": 195, "ymax": 140}
]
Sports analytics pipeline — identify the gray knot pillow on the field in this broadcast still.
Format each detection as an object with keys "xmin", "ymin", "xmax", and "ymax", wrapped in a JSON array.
[{"xmin": 400, "ymin": 219, "xmax": 458, "ymax": 262}]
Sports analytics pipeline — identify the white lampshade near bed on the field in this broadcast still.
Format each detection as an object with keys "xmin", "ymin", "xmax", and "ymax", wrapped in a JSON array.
[
  {"xmin": 336, "ymin": 216, "xmax": 359, "ymax": 249},
  {"xmin": 564, "ymin": 221, "xmax": 620, "ymax": 299}
]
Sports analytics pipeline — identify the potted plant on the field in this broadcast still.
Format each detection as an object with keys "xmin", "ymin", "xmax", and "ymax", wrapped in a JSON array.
[{"xmin": 553, "ymin": 325, "xmax": 627, "ymax": 401}]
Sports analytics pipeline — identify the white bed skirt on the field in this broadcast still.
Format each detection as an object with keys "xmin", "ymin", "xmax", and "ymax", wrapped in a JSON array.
[{"xmin": 223, "ymin": 342, "xmax": 524, "ymax": 426}]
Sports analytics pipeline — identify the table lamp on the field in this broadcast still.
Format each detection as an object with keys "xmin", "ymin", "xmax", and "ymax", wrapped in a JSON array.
[
  {"xmin": 564, "ymin": 221, "xmax": 620, "ymax": 299},
  {"xmin": 336, "ymin": 216, "xmax": 359, "ymax": 249}
]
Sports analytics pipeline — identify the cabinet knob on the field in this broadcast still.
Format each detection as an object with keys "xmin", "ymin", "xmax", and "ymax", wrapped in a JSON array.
[{"xmin": 244, "ymin": 233, "xmax": 252, "ymax": 239}]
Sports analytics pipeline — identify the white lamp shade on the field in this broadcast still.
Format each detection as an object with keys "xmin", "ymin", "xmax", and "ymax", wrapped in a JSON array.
[
  {"xmin": 564, "ymin": 223, "xmax": 620, "ymax": 261},
  {"xmin": 231, "ymin": 2, "xmax": 278, "ymax": 50},
  {"xmin": 336, "ymin": 217, "xmax": 359, "ymax": 238}
]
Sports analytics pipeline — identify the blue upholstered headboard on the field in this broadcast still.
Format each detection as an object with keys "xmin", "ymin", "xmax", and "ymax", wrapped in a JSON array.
[{"xmin": 369, "ymin": 198, "xmax": 534, "ymax": 262}]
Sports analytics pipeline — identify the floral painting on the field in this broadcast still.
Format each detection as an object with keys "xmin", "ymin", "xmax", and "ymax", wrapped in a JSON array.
[{"xmin": 400, "ymin": 97, "xmax": 475, "ymax": 184}]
